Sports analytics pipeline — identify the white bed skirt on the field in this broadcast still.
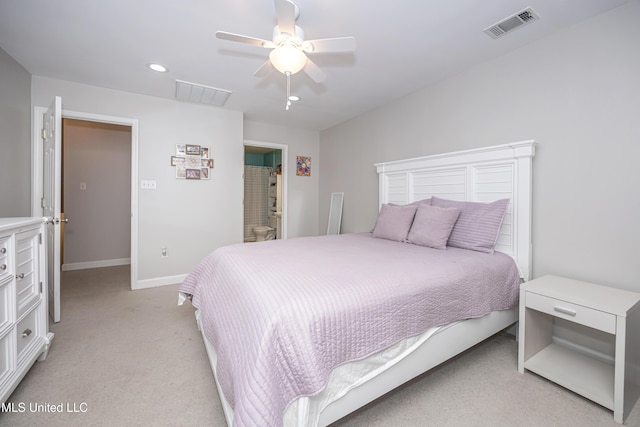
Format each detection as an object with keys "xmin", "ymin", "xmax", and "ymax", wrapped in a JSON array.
[{"xmin": 192, "ymin": 307, "xmax": 518, "ymax": 427}]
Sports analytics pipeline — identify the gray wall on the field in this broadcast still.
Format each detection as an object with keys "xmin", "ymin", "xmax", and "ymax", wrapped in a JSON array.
[
  {"xmin": 0, "ymin": 47, "xmax": 31, "ymax": 216},
  {"xmin": 32, "ymin": 77, "xmax": 244, "ymax": 286},
  {"xmin": 62, "ymin": 119, "xmax": 131, "ymax": 266},
  {"xmin": 31, "ymin": 77, "xmax": 321, "ymax": 287},
  {"xmin": 319, "ymin": 2, "xmax": 640, "ymax": 292}
]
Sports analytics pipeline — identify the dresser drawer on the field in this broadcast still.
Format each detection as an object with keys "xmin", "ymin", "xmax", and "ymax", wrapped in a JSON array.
[
  {"xmin": 526, "ymin": 291, "xmax": 616, "ymax": 334},
  {"xmin": 15, "ymin": 229, "xmax": 39, "ymax": 318},
  {"xmin": 16, "ymin": 308, "xmax": 38, "ymax": 360},
  {"xmin": 0, "ymin": 235, "xmax": 10, "ymax": 283}
]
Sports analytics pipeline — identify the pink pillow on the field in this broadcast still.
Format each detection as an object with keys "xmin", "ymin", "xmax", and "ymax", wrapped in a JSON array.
[
  {"xmin": 407, "ymin": 204, "xmax": 460, "ymax": 249},
  {"xmin": 372, "ymin": 204, "xmax": 418, "ymax": 242},
  {"xmin": 431, "ymin": 197, "xmax": 509, "ymax": 254}
]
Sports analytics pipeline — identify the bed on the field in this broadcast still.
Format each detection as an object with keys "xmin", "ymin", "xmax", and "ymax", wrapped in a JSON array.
[{"xmin": 179, "ymin": 140, "xmax": 536, "ymax": 426}]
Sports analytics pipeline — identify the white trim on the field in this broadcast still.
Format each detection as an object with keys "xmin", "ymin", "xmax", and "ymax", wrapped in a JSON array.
[
  {"xmin": 136, "ymin": 274, "xmax": 188, "ymax": 290},
  {"xmin": 32, "ymin": 107, "xmax": 140, "ymax": 289},
  {"xmin": 243, "ymin": 139, "xmax": 288, "ymax": 239},
  {"xmin": 62, "ymin": 258, "xmax": 131, "ymax": 272}
]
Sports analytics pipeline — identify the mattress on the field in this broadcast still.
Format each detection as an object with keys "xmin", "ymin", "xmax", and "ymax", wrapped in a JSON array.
[{"xmin": 179, "ymin": 232, "xmax": 520, "ymax": 427}]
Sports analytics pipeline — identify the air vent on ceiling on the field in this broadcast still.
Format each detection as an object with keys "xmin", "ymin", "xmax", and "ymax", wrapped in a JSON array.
[
  {"xmin": 483, "ymin": 7, "xmax": 540, "ymax": 39},
  {"xmin": 175, "ymin": 80, "xmax": 231, "ymax": 107}
]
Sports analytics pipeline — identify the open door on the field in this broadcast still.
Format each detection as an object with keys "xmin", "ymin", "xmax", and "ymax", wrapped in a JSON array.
[{"xmin": 42, "ymin": 96, "xmax": 62, "ymax": 323}]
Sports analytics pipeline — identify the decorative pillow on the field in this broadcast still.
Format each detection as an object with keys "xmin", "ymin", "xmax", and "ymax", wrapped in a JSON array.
[
  {"xmin": 372, "ymin": 204, "xmax": 418, "ymax": 242},
  {"xmin": 407, "ymin": 204, "xmax": 460, "ymax": 249},
  {"xmin": 408, "ymin": 197, "xmax": 432, "ymax": 207},
  {"xmin": 431, "ymin": 197, "xmax": 510, "ymax": 254},
  {"xmin": 388, "ymin": 198, "xmax": 431, "ymax": 208}
]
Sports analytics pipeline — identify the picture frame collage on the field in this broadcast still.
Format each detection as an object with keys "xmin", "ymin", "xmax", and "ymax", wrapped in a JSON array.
[{"xmin": 171, "ymin": 144, "xmax": 214, "ymax": 180}]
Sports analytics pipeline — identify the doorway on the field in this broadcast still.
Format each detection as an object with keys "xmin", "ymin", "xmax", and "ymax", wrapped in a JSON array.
[
  {"xmin": 32, "ymin": 106, "xmax": 139, "ymax": 315},
  {"xmin": 61, "ymin": 119, "xmax": 132, "ymax": 272},
  {"xmin": 244, "ymin": 140, "xmax": 288, "ymax": 242}
]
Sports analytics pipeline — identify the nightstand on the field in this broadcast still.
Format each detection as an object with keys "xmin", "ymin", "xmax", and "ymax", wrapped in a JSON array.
[{"xmin": 518, "ymin": 275, "xmax": 640, "ymax": 424}]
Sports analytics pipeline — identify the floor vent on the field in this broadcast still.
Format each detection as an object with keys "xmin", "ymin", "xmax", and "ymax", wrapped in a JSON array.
[
  {"xmin": 175, "ymin": 80, "xmax": 231, "ymax": 106},
  {"xmin": 483, "ymin": 7, "xmax": 540, "ymax": 39}
]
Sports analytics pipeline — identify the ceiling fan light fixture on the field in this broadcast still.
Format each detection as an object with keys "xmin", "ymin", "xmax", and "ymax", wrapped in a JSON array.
[{"xmin": 269, "ymin": 44, "xmax": 307, "ymax": 75}]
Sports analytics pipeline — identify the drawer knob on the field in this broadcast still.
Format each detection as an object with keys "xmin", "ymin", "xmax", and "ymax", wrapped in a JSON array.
[
  {"xmin": 16, "ymin": 272, "xmax": 25, "ymax": 279},
  {"xmin": 21, "ymin": 328, "xmax": 32, "ymax": 338},
  {"xmin": 554, "ymin": 306, "xmax": 577, "ymax": 316},
  {"xmin": 0, "ymin": 248, "xmax": 5, "ymax": 254},
  {"xmin": 0, "ymin": 264, "xmax": 5, "ymax": 271}
]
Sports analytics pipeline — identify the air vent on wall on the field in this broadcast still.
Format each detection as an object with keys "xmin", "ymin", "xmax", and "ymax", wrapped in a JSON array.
[
  {"xmin": 175, "ymin": 80, "xmax": 231, "ymax": 107},
  {"xmin": 483, "ymin": 7, "xmax": 540, "ymax": 39}
]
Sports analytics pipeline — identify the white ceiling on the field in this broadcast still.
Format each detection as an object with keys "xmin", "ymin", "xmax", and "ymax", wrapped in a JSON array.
[{"xmin": 0, "ymin": 0, "xmax": 631, "ymax": 131}]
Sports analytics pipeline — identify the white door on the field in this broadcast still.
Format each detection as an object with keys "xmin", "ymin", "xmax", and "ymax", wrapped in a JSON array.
[{"xmin": 42, "ymin": 96, "xmax": 62, "ymax": 323}]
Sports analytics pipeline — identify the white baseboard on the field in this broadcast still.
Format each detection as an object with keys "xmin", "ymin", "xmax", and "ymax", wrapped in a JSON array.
[
  {"xmin": 134, "ymin": 274, "xmax": 187, "ymax": 290},
  {"xmin": 62, "ymin": 258, "xmax": 130, "ymax": 271}
]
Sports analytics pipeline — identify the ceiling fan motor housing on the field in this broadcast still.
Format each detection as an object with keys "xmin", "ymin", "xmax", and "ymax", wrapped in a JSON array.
[{"xmin": 273, "ymin": 25, "xmax": 304, "ymax": 47}]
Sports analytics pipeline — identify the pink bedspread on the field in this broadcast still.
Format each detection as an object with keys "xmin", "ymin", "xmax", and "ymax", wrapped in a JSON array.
[{"xmin": 180, "ymin": 232, "xmax": 520, "ymax": 426}]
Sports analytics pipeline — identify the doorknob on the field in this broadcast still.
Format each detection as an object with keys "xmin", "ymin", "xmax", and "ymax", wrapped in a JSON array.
[{"xmin": 44, "ymin": 217, "xmax": 69, "ymax": 224}]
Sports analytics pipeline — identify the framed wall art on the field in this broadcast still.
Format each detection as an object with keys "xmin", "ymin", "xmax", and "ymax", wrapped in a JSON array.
[
  {"xmin": 172, "ymin": 144, "xmax": 214, "ymax": 180},
  {"xmin": 296, "ymin": 156, "xmax": 311, "ymax": 176}
]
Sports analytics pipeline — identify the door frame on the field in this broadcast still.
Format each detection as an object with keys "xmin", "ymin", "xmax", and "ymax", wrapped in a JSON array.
[
  {"xmin": 32, "ymin": 108, "xmax": 139, "ymax": 289},
  {"xmin": 243, "ymin": 139, "xmax": 288, "ymax": 240}
]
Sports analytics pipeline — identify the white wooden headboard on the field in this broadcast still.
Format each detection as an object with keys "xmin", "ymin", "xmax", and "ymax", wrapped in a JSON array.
[{"xmin": 375, "ymin": 141, "xmax": 536, "ymax": 280}]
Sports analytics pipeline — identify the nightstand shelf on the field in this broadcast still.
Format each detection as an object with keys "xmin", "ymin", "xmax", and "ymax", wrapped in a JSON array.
[
  {"xmin": 518, "ymin": 275, "xmax": 640, "ymax": 424},
  {"xmin": 525, "ymin": 343, "xmax": 614, "ymax": 409}
]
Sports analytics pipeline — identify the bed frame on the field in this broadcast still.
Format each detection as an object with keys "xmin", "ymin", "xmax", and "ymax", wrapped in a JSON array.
[{"xmin": 196, "ymin": 140, "xmax": 536, "ymax": 426}]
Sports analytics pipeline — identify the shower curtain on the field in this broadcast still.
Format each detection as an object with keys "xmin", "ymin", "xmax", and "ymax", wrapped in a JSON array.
[{"xmin": 244, "ymin": 166, "xmax": 272, "ymax": 242}]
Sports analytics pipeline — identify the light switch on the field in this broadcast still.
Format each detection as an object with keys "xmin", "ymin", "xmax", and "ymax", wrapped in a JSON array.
[{"xmin": 140, "ymin": 180, "xmax": 157, "ymax": 190}]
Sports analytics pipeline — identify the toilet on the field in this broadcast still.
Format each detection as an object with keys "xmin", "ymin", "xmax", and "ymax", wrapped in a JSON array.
[{"xmin": 253, "ymin": 225, "xmax": 274, "ymax": 242}]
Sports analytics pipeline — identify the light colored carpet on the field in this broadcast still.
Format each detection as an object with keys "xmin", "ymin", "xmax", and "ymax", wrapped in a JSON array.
[{"xmin": 1, "ymin": 265, "xmax": 639, "ymax": 426}]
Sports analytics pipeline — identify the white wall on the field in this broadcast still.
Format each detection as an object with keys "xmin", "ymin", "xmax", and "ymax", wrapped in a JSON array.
[
  {"xmin": 62, "ymin": 119, "xmax": 131, "ymax": 268},
  {"xmin": 244, "ymin": 120, "xmax": 320, "ymax": 237},
  {"xmin": 0, "ymin": 47, "xmax": 31, "ymax": 216},
  {"xmin": 320, "ymin": 2, "xmax": 640, "ymax": 292}
]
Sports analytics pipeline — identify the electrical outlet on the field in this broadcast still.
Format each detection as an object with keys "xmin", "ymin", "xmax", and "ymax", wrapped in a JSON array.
[{"xmin": 161, "ymin": 247, "xmax": 168, "ymax": 258}]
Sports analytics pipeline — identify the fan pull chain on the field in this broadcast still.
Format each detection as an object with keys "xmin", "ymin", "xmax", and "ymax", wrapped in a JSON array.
[{"xmin": 285, "ymin": 71, "xmax": 292, "ymax": 110}]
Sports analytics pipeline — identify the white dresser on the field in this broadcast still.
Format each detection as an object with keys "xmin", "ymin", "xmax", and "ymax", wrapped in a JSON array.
[{"xmin": 0, "ymin": 217, "xmax": 54, "ymax": 403}]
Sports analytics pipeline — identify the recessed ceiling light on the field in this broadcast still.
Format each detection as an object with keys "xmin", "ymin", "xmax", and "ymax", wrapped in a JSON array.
[
  {"xmin": 288, "ymin": 95, "xmax": 300, "ymax": 102},
  {"xmin": 147, "ymin": 63, "xmax": 168, "ymax": 73}
]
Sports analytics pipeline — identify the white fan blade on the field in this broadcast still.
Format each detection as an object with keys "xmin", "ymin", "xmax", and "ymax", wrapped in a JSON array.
[
  {"xmin": 274, "ymin": 0, "xmax": 296, "ymax": 35},
  {"xmin": 303, "ymin": 58, "xmax": 326, "ymax": 83},
  {"xmin": 254, "ymin": 60, "xmax": 275, "ymax": 78},
  {"xmin": 303, "ymin": 37, "xmax": 356, "ymax": 53},
  {"xmin": 216, "ymin": 31, "xmax": 273, "ymax": 48}
]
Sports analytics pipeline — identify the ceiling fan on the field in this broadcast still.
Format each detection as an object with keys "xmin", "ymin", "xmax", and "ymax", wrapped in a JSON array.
[{"xmin": 216, "ymin": 0, "xmax": 356, "ymax": 109}]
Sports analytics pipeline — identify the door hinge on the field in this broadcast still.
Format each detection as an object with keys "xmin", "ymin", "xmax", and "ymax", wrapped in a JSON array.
[
  {"xmin": 41, "ymin": 197, "xmax": 45, "ymax": 208},
  {"xmin": 41, "ymin": 128, "xmax": 47, "ymax": 140},
  {"xmin": 39, "ymin": 281, "xmax": 43, "ymax": 293},
  {"xmin": 39, "ymin": 233, "xmax": 42, "ymax": 244}
]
